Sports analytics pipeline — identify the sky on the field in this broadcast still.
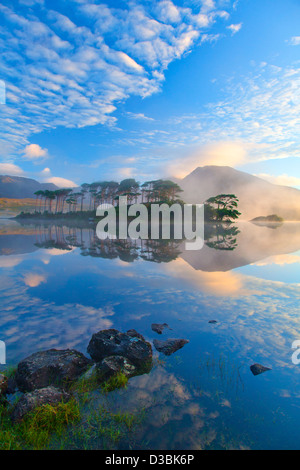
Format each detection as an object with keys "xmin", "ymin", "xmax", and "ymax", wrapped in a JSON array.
[{"xmin": 0, "ymin": 0, "xmax": 299, "ymax": 188}]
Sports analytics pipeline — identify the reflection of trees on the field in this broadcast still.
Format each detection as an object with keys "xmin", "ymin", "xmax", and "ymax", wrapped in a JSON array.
[
  {"xmin": 32, "ymin": 224, "xmax": 183, "ymax": 263},
  {"xmin": 32, "ymin": 222, "xmax": 240, "ymax": 260},
  {"xmin": 34, "ymin": 225, "xmax": 73, "ymax": 251},
  {"xmin": 204, "ymin": 224, "xmax": 240, "ymax": 251},
  {"xmin": 140, "ymin": 239, "xmax": 181, "ymax": 263}
]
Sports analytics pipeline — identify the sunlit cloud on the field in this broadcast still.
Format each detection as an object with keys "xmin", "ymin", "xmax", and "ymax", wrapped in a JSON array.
[
  {"xmin": 0, "ymin": 163, "xmax": 25, "ymax": 176},
  {"xmin": 24, "ymin": 144, "xmax": 48, "ymax": 161},
  {"xmin": 164, "ymin": 258, "xmax": 244, "ymax": 296},
  {"xmin": 45, "ymin": 176, "xmax": 78, "ymax": 188},
  {"xmin": 167, "ymin": 141, "xmax": 248, "ymax": 178},
  {"xmin": 23, "ymin": 273, "xmax": 46, "ymax": 287},
  {"xmin": 0, "ymin": 256, "xmax": 23, "ymax": 268},
  {"xmin": 40, "ymin": 167, "xmax": 51, "ymax": 175}
]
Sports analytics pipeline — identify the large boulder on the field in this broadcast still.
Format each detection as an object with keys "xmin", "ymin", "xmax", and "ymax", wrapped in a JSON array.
[
  {"xmin": 87, "ymin": 329, "xmax": 152, "ymax": 369},
  {"xmin": 15, "ymin": 349, "xmax": 92, "ymax": 392},
  {"xmin": 153, "ymin": 338, "xmax": 189, "ymax": 356},
  {"xmin": 11, "ymin": 386, "xmax": 70, "ymax": 422}
]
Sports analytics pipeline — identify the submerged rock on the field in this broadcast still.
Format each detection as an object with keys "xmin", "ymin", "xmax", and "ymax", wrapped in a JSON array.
[
  {"xmin": 151, "ymin": 323, "xmax": 170, "ymax": 335},
  {"xmin": 250, "ymin": 363, "xmax": 272, "ymax": 376},
  {"xmin": 11, "ymin": 386, "xmax": 70, "ymax": 422},
  {"xmin": 208, "ymin": 320, "xmax": 218, "ymax": 324},
  {"xmin": 15, "ymin": 349, "xmax": 92, "ymax": 392},
  {"xmin": 87, "ymin": 329, "xmax": 152, "ymax": 369},
  {"xmin": 153, "ymin": 338, "xmax": 189, "ymax": 356}
]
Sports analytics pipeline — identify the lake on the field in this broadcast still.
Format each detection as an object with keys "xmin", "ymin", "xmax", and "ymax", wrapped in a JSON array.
[{"xmin": 0, "ymin": 218, "xmax": 300, "ymax": 449}]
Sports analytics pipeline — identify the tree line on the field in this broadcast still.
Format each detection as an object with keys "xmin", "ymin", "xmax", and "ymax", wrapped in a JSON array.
[
  {"xmin": 34, "ymin": 178, "xmax": 184, "ymax": 214},
  {"xmin": 34, "ymin": 179, "xmax": 241, "ymax": 223}
]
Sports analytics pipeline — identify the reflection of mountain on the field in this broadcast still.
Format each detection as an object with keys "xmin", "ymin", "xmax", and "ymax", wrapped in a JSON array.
[
  {"xmin": 0, "ymin": 221, "xmax": 300, "ymax": 273},
  {"xmin": 176, "ymin": 166, "xmax": 300, "ymax": 221},
  {"xmin": 180, "ymin": 222, "xmax": 300, "ymax": 272},
  {"xmin": 0, "ymin": 235, "xmax": 39, "ymax": 256}
]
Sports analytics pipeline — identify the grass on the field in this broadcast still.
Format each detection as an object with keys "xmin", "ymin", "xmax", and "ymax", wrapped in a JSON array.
[
  {"xmin": 101, "ymin": 372, "xmax": 128, "ymax": 393},
  {"xmin": 198, "ymin": 353, "xmax": 244, "ymax": 396},
  {"xmin": 0, "ymin": 365, "xmax": 17, "ymax": 378},
  {"xmin": 0, "ymin": 398, "xmax": 80, "ymax": 450},
  {"xmin": 0, "ymin": 365, "xmax": 146, "ymax": 450}
]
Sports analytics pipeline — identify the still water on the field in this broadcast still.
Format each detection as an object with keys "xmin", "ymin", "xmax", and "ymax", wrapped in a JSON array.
[{"xmin": 0, "ymin": 219, "xmax": 300, "ymax": 449}]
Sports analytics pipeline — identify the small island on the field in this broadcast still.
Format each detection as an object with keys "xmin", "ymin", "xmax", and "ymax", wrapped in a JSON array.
[{"xmin": 250, "ymin": 214, "xmax": 284, "ymax": 228}]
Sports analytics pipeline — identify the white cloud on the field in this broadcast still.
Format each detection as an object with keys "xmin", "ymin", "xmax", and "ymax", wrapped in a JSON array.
[
  {"xmin": 155, "ymin": 1, "xmax": 181, "ymax": 24},
  {"xmin": 288, "ymin": 36, "xmax": 300, "ymax": 46},
  {"xmin": 126, "ymin": 112, "xmax": 155, "ymax": 121},
  {"xmin": 227, "ymin": 23, "xmax": 242, "ymax": 34},
  {"xmin": 41, "ymin": 167, "xmax": 51, "ymax": 175},
  {"xmin": 45, "ymin": 176, "xmax": 78, "ymax": 188},
  {"xmin": 132, "ymin": 63, "xmax": 300, "ymax": 175},
  {"xmin": 0, "ymin": 163, "xmax": 25, "ymax": 176},
  {"xmin": 0, "ymin": 0, "xmax": 231, "ymax": 155},
  {"xmin": 24, "ymin": 144, "xmax": 48, "ymax": 160}
]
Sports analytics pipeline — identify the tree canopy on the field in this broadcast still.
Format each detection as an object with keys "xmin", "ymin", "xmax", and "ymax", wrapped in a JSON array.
[{"xmin": 205, "ymin": 194, "xmax": 241, "ymax": 222}]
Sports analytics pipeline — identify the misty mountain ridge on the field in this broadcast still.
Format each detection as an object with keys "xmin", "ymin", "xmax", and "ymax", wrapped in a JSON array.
[
  {"xmin": 175, "ymin": 165, "xmax": 300, "ymax": 220},
  {"xmin": 0, "ymin": 175, "xmax": 58, "ymax": 199}
]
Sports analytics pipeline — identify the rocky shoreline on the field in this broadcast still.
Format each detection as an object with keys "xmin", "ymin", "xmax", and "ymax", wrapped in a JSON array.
[
  {"xmin": 0, "ymin": 327, "xmax": 191, "ymax": 424},
  {"xmin": 0, "ymin": 328, "xmax": 153, "ymax": 421}
]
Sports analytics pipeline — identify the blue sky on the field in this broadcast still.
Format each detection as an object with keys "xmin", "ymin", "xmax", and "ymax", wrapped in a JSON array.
[{"xmin": 0, "ymin": 0, "xmax": 299, "ymax": 188}]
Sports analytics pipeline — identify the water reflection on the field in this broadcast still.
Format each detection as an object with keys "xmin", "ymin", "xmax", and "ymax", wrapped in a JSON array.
[
  {"xmin": 1, "ymin": 220, "xmax": 300, "ymax": 449},
  {"xmin": 1, "ymin": 220, "xmax": 300, "ymax": 271}
]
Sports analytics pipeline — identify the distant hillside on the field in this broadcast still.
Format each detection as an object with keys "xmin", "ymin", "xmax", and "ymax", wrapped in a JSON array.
[
  {"xmin": 0, "ymin": 175, "xmax": 58, "ymax": 199},
  {"xmin": 176, "ymin": 166, "xmax": 300, "ymax": 220}
]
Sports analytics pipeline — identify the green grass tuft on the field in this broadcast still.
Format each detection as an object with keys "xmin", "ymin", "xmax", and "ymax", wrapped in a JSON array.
[{"xmin": 101, "ymin": 373, "xmax": 128, "ymax": 393}]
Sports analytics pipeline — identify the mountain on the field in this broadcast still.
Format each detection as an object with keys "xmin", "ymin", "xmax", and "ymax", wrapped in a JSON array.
[
  {"xmin": 176, "ymin": 166, "xmax": 300, "ymax": 220},
  {"xmin": 0, "ymin": 175, "xmax": 58, "ymax": 199}
]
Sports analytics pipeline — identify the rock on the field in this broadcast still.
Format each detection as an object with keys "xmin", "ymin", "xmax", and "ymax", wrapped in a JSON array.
[
  {"xmin": 96, "ymin": 355, "xmax": 137, "ymax": 382},
  {"xmin": 11, "ymin": 386, "xmax": 70, "ymax": 422},
  {"xmin": 153, "ymin": 338, "xmax": 189, "ymax": 356},
  {"xmin": 126, "ymin": 329, "xmax": 145, "ymax": 342},
  {"xmin": 250, "ymin": 363, "xmax": 272, "ymax": 376},
  {"xmin": 87, "ymin": 329, "xmax": 152, "ymax": 369},
  {"xmin": 151, "ymin": 323, "xmax": 170, "ymax": 335},
  {"xmin": 208, "ymin": 320, "xmax": 218, "ymax": 324},
  {"xmin": 0, "ymin": 374, "xmax": 8, "ymax": 396},
  {"xmin": 15, "ymin": 349, "xmax": 92, "ymax": 392}
]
